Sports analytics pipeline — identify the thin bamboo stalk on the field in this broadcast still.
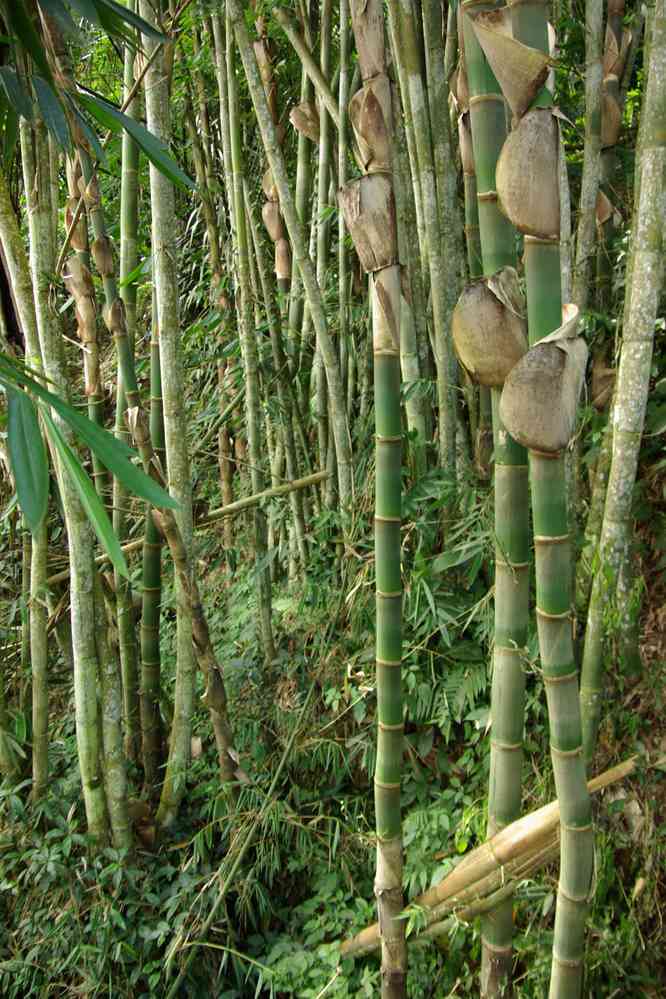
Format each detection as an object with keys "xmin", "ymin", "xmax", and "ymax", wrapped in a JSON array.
[
  {"xmin": 229, "ymin": 0, "xmax": 353, "ymax": 517},
  {"xmin": 227, "ymin": 9, "xmax": 276, "ymax": 663},
  {"xmin": 342, "ymin": 2, "xmax": 404, "ymax": 992},
  {"xmin": 581, "ymin": 1, "xmax": 666, "ymax": 763}
]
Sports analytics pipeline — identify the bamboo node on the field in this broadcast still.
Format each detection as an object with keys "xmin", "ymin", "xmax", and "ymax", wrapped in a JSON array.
[
  {"xmin": 551, "ymin": 951, "xmax": 584, "ymax": 970},
  {"xmin": 533, "ymin": 533, "xmax": 570, "ymax": 544},
  {"xmin": 375, "ymin": 434, "xmax": 402, "ymax": 443},
  {"xmin": 477, "ymin": 191, "xmax": 498, "ymax": 203},
  {"xmin": 536, "ymin": 607, "xmax": 571, "ymax": 621},
  {"xmin": 523, "ymin": 235, "xmax": 559, "ymax": 246},
  {"xmin": 480, "ymin": 938, "xmax": 512, "ymax": 955},
  {"xmin": 374, "ymin": 779, "xmax": 401, "ymax": 791},
  {"xmin": 491, "ymin": 738, "xmax": 522, "ymax": 752},
  {"xmin": 494, "ymin": 645, "xmax": 524, "ymax": 658},
  {"xmin": 376, "ymin": 658, "xmax": 402, "ymax": 668},
  {"xmin": 557, "ymin": 885, "xmax": 590, "ymax": 905},
  {"xmin": 550, "ymin": 744, "xmax": 583, "ymax": 759},
  {"xmin": 543, "ymin": 670, "xmax": 578, "ymax": 685},
  {"xmin": 529, "ymin": 446, "xmax": 563, "ymax": 458},
  {"xmin": 495, "ymin": 559, "xmax": 529, "ymax": 570},
  {"xmin": 378, "ymin": 722, "xmax": 405, "ymax": 732},
  {"xmin": 376, "ymin": 590, "xmax": 402, "ymax": 599},
  {"xmin": 375, "ymin": 515, "xmax": 401, "ymax": 524},
  {"xmin": 559, "ymin": 821, "xmax": 593, "ymax": 834},
  {"xmin": 469, "ymin": 93, "xmax": 506, "ymax": 106}
]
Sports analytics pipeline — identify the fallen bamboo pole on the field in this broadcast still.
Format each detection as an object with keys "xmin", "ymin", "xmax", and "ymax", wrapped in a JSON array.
[
  {"xmin": 339, "ymin": 756, "xmax": 642, "ymax": 958},
  {"xmin": 45, "ymin": 470, "xmax": 328, "ymax": 586}
]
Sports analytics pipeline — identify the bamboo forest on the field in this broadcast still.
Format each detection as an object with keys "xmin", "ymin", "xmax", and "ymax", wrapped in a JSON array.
[{"xmin": 0, "ymin": 0, "xmax": 665, "ymax": 995}]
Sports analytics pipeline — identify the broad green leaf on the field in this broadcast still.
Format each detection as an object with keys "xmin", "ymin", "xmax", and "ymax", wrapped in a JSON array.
[
  {"xmin": 0, "ymin": 357, "xmax": 177, "ymax": 510},
  {"xmin": 36, "ymin": 0, "xmax": 78, "ymax": 36},
  {"xmin": 34, "ymin": 77, "xmax": 70, "ymax": 150},
  {"xmin": 5, "ymin": 1, "xmax": 54, "ymax": 84},
  {"xmin": 65, "ymin": 0, "xmax": 102, "ymax": 25},
  {"xmin": 77, "ymin": 92, "xmax": 195, "ymax": 191},
  {"xmin": 66, "ymin": 95, "xmax": 105, "ymax": 162},
  {"xmin": 42, "ymin": 410, "xmax": 129, "ymax": 578},
  {"xmin": 96, "ymin": 0, "xmax": 166, "ymax": 42},
  {"xmin": 0, "ymin": 68, "xmax": 33, "ymax": 121},
  {"xmin": 6, "ymin": 388, "xmax": 49, "ymax": 533}
]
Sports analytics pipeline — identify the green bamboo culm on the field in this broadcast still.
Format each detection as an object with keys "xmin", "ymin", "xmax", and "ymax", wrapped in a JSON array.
[
  {"xmin": 470, "ymin": 4, "xmax": 594, "ymax": 995},
  {"xmin": 580, "ymin": 0, "xmax": 666, "ymax": 765},
  {"xmin": 340, "ymin": 1, "xmax": 404, "ymax": 993},
  {"xmin": 458, "ymin": 5, "xmax": 530, "ymax": 993},
  {"xmin": 115, "ymin": 14, "xmax": 142, "ymax": 765}
]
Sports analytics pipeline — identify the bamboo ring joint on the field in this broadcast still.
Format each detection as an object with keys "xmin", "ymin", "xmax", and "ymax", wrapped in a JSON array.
[
  {"xmin": 378, "ymin": 721, "xmax": 404, "ymax": 732},
  {"xmin": 480, "ymin": 938, "xmax": 512, "ymax": 955},
  {"xmin": 550, "ymin": 743, "xmax": 583, "ymax": 759},
  {"xmin": 477, "ymin": 191, "xmax": 498, "ymax": 203},
  {"xmin": 536, "ymin": 606, "xmax": 571, "ymax": 621},
  {"xmin": 543, "ymin": 670, "xmax": 578, "ymax": 685},
  {"xmin": 376, "ymin": 590, "xmax": 402, "ymax": 599},
  {"xmin": 375, "ymin": 515, "xmax": 401, "ymax": 524},
  {"xmin": 551, "ymin": 951, "xmax": 584, "ymax": 970},
  {"xmin": 557, "ymin": 885, "xmax": 590, "ymax": 905},
  {"xmin": 374, "ymin": 779, "xmax": 401, "ymax": 791},
  {"xmin": 470, "ymin": 93, "xmax": 505, "ymax": 107},
  {"xmin": 534, "ymin": 533, "xmax": 570, "ymax": 544},
  {"xmin": 376, "ymin": 657, "xmax": 402, "ymax": 668},
  {"xmin": 560, "ymin": 821, "xmax": 593, "ymax": 834},
  {"xmin": 375, "ymin": 434, "xmax": 402, "ymax": 443},
  {"xmin": 491, "ymin": 738, "xmax": 522, "ymax": 752}
]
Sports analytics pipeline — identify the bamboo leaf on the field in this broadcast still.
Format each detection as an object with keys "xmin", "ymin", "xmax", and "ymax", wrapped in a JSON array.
[
  {"xmin": 0, "ymin": 68, "xmax": 33, "ymax": 121},
  {"xmin": 33, "ymin": 77, "xmax": 71, "ymax": 150},
  {"xmin": 94, "ymin": 0, "xmax": 166, "ymax": 41},
  {"xmin": 0, "ymin": 358, "xmax": 178, "ymax": 510},
  {"xmin": 65, "ymin": 0, "xmax": 102, "ymax": 26},
  {"xmin": 36, "ymin": 0, "xmax": 78, "ymax": 37},
  {"xmin": 77, "ymin": 92, "xmax": 195, "ymax": 191},
  {"xmin": 6, "ymin": 388, "xmax": 49, "ymax": 533},
  {"xmin": 4, "ymin": 1, "xmax": 54, "ymax": 84},
  {"xmin": 42, "ymin": 410, "xmax": 129, "ymax": 578}
]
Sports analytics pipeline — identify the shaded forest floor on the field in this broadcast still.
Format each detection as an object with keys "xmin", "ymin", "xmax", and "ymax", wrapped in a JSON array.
[{"xmin": 0, "ymin": 469, "xmax": 665, "ymax": 997}]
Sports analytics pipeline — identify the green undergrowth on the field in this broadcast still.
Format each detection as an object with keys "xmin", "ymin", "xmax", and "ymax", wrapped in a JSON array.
[{"xmin": 0, "ymin": 472, "xmax": 665, "ymax": 997}]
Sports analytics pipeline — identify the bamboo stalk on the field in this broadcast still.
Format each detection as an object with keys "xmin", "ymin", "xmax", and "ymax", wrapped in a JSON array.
[
  {"xmin": 227, "ymin": 7, "xmax": 276, "ymax": 663},
  {"xmin": 9, "ymin": 129, "xmax": 108, "ymax": 842},
  {"xmin": 459, "ymin": 5, "xmax": 530, "ymax": 991},
  {"xmin": 228, "ymin": 0, "xmax": 353, "ymax": 518},
  {"xmin": 272, "ymin": 7, "xmax": 341, "ymax": 129},
  {"xmin": 341, "ymin": 2, "xmax": 405, "ymax": 993},
  {"xmin": 581, "ymin": 0, "xmax": 666, "ymax": 763}
]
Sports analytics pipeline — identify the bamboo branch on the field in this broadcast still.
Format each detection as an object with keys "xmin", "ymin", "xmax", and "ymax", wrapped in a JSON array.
[
  {"xmin": 45, "ymin": 471, "xmax": 329, "ymax": 586},
  {"xmin": 272, "ymin": 8, "xmax": 340, "ymax": 129}
]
